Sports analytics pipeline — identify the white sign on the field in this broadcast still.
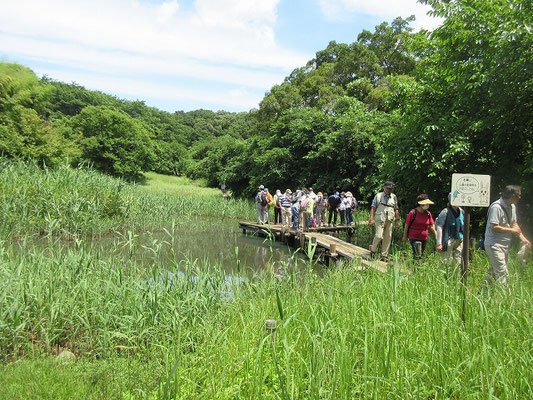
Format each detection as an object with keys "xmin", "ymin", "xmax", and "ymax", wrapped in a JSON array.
[{"xmin": 451, "ymin": 173, "xmax": 491, "ymax": 207}]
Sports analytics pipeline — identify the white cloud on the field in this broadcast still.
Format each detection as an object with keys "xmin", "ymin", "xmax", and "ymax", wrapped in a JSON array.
[
  {"xmin": 156, "ymin": 0, "xmax": 180, "ymax": 23},
  {"xmin": 0, "ymin": 0, "xmax": 302, "ymax": 69},
  {"xmin": 0, "ymin": 0, "xmax": 309, "ymax": 110},
  {"xmin": 35, "ymin": 67, "xmax": 262, "ymax": 111},
  {"xmin": 0, "ymin": 35, "xmax": 285, "ymax": 90},
  {"xmin": 0, "ymin": 0, "xmax": 442, "ymax": 112},
  {"xmin": 318, "ymin": 0, "xmax": 443, "ymax": 31}
]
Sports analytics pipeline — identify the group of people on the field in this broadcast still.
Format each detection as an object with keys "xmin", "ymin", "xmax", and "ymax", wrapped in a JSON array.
[
  {"xmin": 368, "ymin": 181, "xmax": 531, "ymax": 287},
  {"xmin": 256, "ymin": 181, "xmax": 531, "ymax": 288},
  {"xmin": 255, "ymin": 185, "xmax": 358, "ymax": 231}
]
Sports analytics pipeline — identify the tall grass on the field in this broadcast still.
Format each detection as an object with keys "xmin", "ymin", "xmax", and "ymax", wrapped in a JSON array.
[
  {"xmin": 0, "ymin": 160, "xmax": 255, "ymax": 237},
  {"xmin": 1, "ymin": 160, "xmax": 531, "ymax": 399},
  {"xmin": 1, "ymin": 238, "xmax": 531, "ymax": 398}
]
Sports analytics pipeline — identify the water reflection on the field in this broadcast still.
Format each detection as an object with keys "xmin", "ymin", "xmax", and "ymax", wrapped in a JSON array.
[{"xmin": 19, "ymin": 216, "xmax": 306, "ymax": 275}]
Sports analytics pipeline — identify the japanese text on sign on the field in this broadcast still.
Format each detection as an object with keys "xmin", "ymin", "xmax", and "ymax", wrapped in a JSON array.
[{"xmin": 451, "ymin": 174, "xmax": 491, "ymax": 207}]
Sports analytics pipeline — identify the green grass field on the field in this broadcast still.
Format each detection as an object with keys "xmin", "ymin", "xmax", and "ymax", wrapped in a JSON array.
[{"xmin": 138, "ymin": 172, "xmax": 222, "ymax": 198}]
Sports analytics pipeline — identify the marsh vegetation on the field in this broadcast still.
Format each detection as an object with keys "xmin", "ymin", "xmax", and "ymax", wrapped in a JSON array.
[{"xmin": 1, "ymin": 161, "xmax": 531, "ymax": 399}]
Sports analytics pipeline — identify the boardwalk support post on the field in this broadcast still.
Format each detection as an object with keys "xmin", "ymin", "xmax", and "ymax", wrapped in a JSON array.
[{"xmin": 329, "ymin": 243, "xmax": 338, "ymax": 268}]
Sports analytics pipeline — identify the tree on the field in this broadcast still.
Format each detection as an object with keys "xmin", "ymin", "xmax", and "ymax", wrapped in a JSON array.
[
  {"xmin": 0, "ymin": 64, "xmax": 77, "ymax": 166},
  {"xmin": 69, "ymin": 106, "xmax": 155, "ymax": 178},
  {"xmin": 382, "ymin": 0, "xmax": 533, "ymax": 227},
  {"xmin": 186, "ymin": 135, "xmax": 246, "ymax": 187},
  {"xmin": 357, "ymin": 16, "xmax": 417, "ymax": 77}
]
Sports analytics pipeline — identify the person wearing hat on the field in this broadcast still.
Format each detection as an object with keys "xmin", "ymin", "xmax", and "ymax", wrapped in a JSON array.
[
  {"xmin": 436, "ymin": 193, "xmax": 464, "ymax": 276},
  {"xmin": 369, "ymin": 181, "xmax": 401, "ymax": 259},
  {"xmin": 402, "ymin": 194, "xmax": 437, "ymax": 260},
  {"xmin": 255, "ymin": 185, "xmax": 267, "ymax": 223},
  {"xmin": 280, "ymin": 189, "xmax": 293, "ymax": 227},
  {"xmin": 343, "ymin": 191, "xmax": 356, "ymax": 226},
  {"xmin": 338, "ymin": 192, "xmax": 347, "ymax": 225}
]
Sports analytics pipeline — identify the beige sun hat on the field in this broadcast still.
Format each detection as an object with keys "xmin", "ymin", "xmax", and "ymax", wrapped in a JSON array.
[{"xmin": 417, "ymin": 194, "xmax": 434, "ymax": 205}]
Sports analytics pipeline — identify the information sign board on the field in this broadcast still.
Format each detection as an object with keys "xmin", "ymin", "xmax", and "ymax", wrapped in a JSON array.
[{"xmin": 451, "ymin": 173, "xmax": 491, "ymax": 207}]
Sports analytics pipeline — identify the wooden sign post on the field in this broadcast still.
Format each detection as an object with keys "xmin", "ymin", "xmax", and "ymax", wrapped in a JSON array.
[{"xmin": 451, "ymin": 173, "xmax": 491, "ymax": 322}]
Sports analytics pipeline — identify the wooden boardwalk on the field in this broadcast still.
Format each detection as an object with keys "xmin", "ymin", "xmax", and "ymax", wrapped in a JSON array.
[{"xmin": 239, "ymin": 222, "xmax": 388, "ymax": 273}]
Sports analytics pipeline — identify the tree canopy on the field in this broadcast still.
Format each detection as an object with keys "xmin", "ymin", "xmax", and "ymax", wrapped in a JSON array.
[{"xmin": 0, "ymin": 1, "xmax": 531, "ymax": 228}]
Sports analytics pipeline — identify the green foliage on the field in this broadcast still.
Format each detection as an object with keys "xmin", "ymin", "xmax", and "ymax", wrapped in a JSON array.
[
  {"xmin": 357, "ymin": 16, "xmax": 418, "ymax": 76},
  {"xmin": 68, "ymin": 106, "xmax": 156, "ymax": 178},
  {"xmin": 1, "ymin": 244, "xmax": 531, "ymax": 398},
  {"xmin": 0, "ymin": 160, "xmax": 254, "ymax": 237},
  {"xmin": 41, "ymin": 78, "xmax": 116, "ymax": 118},
  {"xmin": 381, "ymin": 0, "xmax": 533, "ymax": 224},
  {"xmin": 186, "ymin": 135, "xmax": 246, "ymax": 187},
  {"xmin": 2, "ymin": 2, "xmax": 531, "ymax": 227},
  {"xmin": 0, "ymin": 65, "xmax": 77, "ymax": 166},
  {"xmin": 225, "ymin": 16, "xmax": 421, "ymax": 200}
]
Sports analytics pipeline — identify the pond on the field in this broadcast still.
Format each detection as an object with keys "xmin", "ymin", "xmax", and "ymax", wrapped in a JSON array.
[
  {"xmin": 14, "ymin": 215, "xmax": 405, "ymax": 277},
  {"xmin": 18, "ymin": 216, "xmax": 312, "ymax": 275}
]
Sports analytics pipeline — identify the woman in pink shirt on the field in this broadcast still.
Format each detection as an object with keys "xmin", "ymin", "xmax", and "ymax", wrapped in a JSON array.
[{"xmin": 402, "ymin": 194, "xmax": 438, "ymax": 260}]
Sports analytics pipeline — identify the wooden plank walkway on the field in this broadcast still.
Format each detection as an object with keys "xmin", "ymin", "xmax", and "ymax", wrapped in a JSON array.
[{"xmin": 239, "ymin": 221, "xmax": 388, "ymax": 273}]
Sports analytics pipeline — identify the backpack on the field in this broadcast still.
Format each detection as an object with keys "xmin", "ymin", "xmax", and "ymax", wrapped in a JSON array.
[
  {"xmin": 258, "ymin": 192, "xmax": 267, "ymax": 206},
  {"xmin": 301, "ymin": 197, "xmax": 309, "ymax": 209},
  {"xmin": 406, "ymin": 208, "xmax": 433, "ymax": 235}
]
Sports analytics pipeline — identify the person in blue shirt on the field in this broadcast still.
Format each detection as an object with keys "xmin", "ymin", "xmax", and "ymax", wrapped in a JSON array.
[{"xmin": 436, "ymin": 193, "xmax": 464, "ymax": 276}]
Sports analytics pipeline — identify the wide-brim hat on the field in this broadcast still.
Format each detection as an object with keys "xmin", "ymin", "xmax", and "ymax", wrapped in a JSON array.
[
  {"xmin": 418, "ymin": 198, "xmax": 434, "ymax": 205},
  {"xmin": 286, "ymin": 189, "xmax": 292, "ymax": 194}
]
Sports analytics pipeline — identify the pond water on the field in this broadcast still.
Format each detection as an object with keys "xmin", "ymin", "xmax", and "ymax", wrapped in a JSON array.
[
  {"xmin": 22, "ymin": 216, "xmax": 311, "ymax": 275},
  {"xmin": 17, "ymin": 215, "xmax": 404, "ymax": 276}
]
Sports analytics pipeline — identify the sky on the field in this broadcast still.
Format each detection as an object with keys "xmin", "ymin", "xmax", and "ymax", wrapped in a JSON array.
[{"xmin": 0, "ymin": 0, "xmax": 442, "ymax": 113}]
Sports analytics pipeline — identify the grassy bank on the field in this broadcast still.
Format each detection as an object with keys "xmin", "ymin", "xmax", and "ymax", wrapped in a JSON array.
[{"xmin": 0, "ymin": 160, "xmax": 254, "ymax": 238}]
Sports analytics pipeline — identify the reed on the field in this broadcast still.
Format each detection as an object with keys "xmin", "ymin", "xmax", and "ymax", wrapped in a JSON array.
[
  {"xmin": 1, "ymin": 160, "xmax": 531, "ymax": 399},
  {"xmin": 0, "ymin": 160, "xmax": 255, "ymax": 238},
  {"xmin": 0, "ymin": 238, "xmax": 531, "ymax": 399}
]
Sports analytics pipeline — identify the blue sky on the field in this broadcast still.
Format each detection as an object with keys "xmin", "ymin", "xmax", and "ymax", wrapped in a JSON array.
[{"xmin": 0, "ymin": 0, "xmax": 441, "ymax": 113}]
